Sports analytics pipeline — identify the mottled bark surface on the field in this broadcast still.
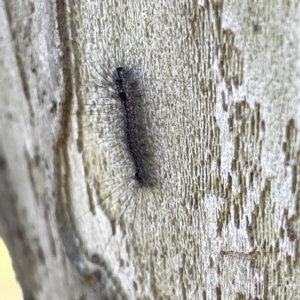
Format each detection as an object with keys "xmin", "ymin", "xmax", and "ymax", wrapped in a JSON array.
[{"xmin": 0, "ymin": 0, "xmax": 300, "ymax": 299}]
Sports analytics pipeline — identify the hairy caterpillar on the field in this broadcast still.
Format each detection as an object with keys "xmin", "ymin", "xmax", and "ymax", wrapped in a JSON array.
[{"xmin": 74, "ymin": 64, "xmax": 159, "ymax": 252}]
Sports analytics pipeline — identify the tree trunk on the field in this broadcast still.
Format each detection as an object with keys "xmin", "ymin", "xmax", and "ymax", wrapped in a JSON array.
[{"xmin": 0, "ymin": 0, "xmax": 299, "ymax": 299}]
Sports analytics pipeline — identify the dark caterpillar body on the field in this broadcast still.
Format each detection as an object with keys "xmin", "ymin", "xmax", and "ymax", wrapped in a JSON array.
[{"xmin": 111, "ymin": 67, "xmax": 146, "ymax": 184}]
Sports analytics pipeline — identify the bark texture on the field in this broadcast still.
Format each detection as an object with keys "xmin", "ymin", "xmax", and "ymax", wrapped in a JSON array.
[{"xmin": 0, "ymin": 0, "xmax": 300, "ymax": 299}]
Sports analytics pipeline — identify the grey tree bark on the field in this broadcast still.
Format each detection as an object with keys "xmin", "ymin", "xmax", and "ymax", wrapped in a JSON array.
[{"xmin": 0, "ymin": 0, "xmax": 300, "ymax": 299}]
